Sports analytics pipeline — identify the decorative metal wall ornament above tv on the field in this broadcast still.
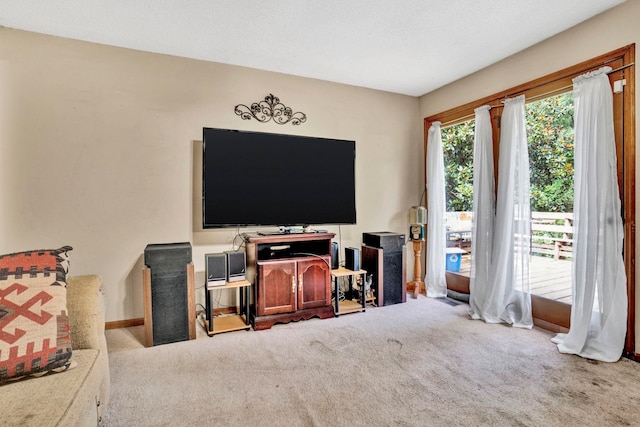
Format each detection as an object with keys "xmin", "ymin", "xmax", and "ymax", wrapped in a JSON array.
[{"xmin": 234, "ymin": 94, "xmax": 307, "ymax": 125}]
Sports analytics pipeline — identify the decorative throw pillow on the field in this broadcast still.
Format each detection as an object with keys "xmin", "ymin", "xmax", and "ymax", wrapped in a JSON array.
[{"xmin": 0, "ymin": 246, "xmax": 75, "ymax": 384}]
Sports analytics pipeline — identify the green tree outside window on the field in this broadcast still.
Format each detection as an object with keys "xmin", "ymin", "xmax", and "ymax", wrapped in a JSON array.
[{"xmin": 441, "ymin": 93, "xmax": 574, "ymax": 214}]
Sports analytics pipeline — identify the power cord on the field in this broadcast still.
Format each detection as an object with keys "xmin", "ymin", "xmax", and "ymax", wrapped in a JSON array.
[
  {"xmin": 232, "ymin": 227, "xmax": 246, "ymax": 251},
  {"xmin": 291, "ymin": 252, "xmax": 331, "ymax": 269}
]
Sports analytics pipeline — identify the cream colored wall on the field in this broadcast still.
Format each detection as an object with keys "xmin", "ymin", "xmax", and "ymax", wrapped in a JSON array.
[
  {"xmin": 0, "ymin": 28, "xmax": 422, "ymax": 322},
  {"xmin": 419, "ymin": 0, "xmax": 639, "ymax": 353}
]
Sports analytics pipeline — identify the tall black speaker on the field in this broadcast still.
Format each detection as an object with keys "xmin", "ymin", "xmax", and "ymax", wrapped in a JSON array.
[
  {"xmin": 143, "ymin": 242, "xmax": 194, "ymax": 346},
  {"xmin": 361, "ymin": 232, "xmax": 406, "ymax": 306}
]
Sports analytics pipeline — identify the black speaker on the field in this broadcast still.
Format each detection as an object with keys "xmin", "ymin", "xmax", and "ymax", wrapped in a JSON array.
[
  {"xmin": 225, "ymin": 251, "xmax": 246, "ymax": 282},
  {"xmin": 362, "ymin": 242, "xmax": 406, "ymax": 306},
  {"xmin": 345, "ymin": 247, "xmax": 360, "ymax": 271},
  {"xmin": 145, "ymin": 242, "xmax": 192, "ymax": 273},
  {"xmin": 362, "ymin": 232, "xmax": 406, "ymax": 251},
  {"xmin": 205, "ymin": 253, "xmax": 227, "ymax": 288},
  {"xmin": 144, "ymin": 242, "xmax": 193, "ymax": 346},
  {"xmin": 331, "ymin": 242, "xmax": 339, "ymax": 269},
  {"xmin": 381, "ymin": 249, "xmax": 406, "ymax": 305}
]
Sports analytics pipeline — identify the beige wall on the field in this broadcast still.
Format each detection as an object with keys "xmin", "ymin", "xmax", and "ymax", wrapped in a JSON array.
[
  {"xmin": 0, "ymin": 28, "xmax": 422, "ymax": 322},
  {"xmin": 419, "ymin": 0, "xmax": 639, "ymax": 352}
]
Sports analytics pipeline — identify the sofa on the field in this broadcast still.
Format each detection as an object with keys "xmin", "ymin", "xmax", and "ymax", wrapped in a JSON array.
[{"xmin": 0, "ymin": 275, "xmax": 110, "ymax": 427}]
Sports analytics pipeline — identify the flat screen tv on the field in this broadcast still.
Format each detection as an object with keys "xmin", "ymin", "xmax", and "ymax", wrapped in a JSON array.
[{"xmin": 202, "ymin": 128, "xmax": 356, "ymax": 229}]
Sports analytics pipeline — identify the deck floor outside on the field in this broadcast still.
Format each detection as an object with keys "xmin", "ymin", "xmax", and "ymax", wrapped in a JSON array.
[{"xmin": 456, "ymin": 255, "xmax": 572, "ymax": 304}]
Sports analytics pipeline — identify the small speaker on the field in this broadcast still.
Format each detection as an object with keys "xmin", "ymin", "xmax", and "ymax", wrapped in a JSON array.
[
  {"xmin": 205, "ymin": 253, "xmax": 227, "ymax": 288},
  {"xmin": 331, "ymin": 242, "xmax": 339, "ymax": 269},
  {"xmin": 345, "ymin": 247, "xmax": 360, "ymax": 271},
  {"xmin": 225, "ymin": 251, "xmax": 246, "ymax": 282}
]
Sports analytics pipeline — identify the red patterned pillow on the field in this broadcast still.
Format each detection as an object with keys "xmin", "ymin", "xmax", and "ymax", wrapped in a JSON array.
[{"xmin": 0, "ymin": 246, "xmax": 74, "ymax": 384}]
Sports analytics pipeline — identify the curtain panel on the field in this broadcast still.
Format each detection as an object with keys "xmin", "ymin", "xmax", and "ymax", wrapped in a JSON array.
[
  {"xmin": 478, "ymin": 95, "xmax": 533, "ymax": 328},
  {"xmin": 551, "ymin": 67, "xmax": 627, "ymax": 362},
  {"xmin": 425, "ymin": 121, "xmax": 447, "ymax": 298},
  {"xmin": 469, "ymin": 106, "xmax": 496, "ymax": 320}
]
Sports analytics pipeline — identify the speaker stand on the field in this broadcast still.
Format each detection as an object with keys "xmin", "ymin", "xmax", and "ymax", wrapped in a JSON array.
[{"xmin": 407, "ymin": 239, "xmax": 425, "ymax": 298}]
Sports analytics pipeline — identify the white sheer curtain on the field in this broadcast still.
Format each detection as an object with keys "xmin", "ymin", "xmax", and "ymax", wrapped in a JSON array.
[
  {"xmin": 469, "ymin": 106, "xmax": 496, "ymax": 319},
  {"xmin": 481, "ymin": 95, "xmax": 533, "ymax": 328},
  {"xmin": 425, "ymin": 121, "xmax": 447, "ymax": 298},
  {"xmin": 551, "ymin": 67, "xmax": 627, "ymax": 362}
]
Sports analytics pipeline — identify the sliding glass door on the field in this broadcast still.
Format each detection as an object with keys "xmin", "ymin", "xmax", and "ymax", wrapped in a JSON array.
[{"xmin": 425, "ymin": 46, "xmax": 635, "ymax": 351}]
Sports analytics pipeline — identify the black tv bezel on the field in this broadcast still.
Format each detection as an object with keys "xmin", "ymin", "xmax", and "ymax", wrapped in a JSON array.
[{"xmin": 202, "ymin": 128, "xmax": 356, "ymax": 229}]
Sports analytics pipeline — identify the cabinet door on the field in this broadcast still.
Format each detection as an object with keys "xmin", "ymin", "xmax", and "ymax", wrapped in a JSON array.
[
  {"xmin": 257, "ymin": 260, "xmax": 297, "ymax": 316},
  {"xmin": 297, "ymin": 257, "xmax": 331, "ymax": 310}
]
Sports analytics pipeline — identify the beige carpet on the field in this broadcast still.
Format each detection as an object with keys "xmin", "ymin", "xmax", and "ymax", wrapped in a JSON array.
[{"xmin": 102, "ymin": 296, "xmax": 640, "ymax": 426}]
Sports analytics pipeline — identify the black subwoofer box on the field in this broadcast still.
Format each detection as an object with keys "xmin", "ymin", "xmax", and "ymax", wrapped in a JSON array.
[
  {"xmin": 362, "ymin": 232, "xmax": 406, "ymax": 252},
  {"xmin": 361, "ymin": 231, "xmax": 406, "ymax": 306},
  {"xmin": 144, "ymin": 242, "xmax": 193, "ymax": 346}
]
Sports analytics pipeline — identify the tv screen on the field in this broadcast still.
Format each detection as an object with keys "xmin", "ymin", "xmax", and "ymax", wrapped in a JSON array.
[{"xmin": 202, "ymin": 128, "xmax": 356, "ymax": 229}]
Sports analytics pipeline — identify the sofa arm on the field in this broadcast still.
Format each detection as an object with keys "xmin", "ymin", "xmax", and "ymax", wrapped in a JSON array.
[{"xmin": 67, "ymin": 275, "xmax": 105, "ymax": 350}]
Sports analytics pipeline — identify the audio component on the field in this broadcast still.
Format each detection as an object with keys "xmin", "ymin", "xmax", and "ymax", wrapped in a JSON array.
[
  {"xmin": 345, "ymin": 247, "xmax": 360, "ymax": 271},
  {"xmin": 205, "ymin": 253, "xmax": 227, "ymax": 288},
  {"xmin": 143, "ymin": 242, "xmax": 195, "ymax": 346},
  {"xmin": 224, "ymin": 251, "xmax": 246, "ymax": 282},
  {"xmin": 362, "ymin": 232, "xmax": 406, "ymax": 252},
  {"xmin": 361, "ymin": 231, "xmax": 406, "ymax": 306},
  {"xmin": 331, "ymin": 242, "xmax": 339, "ymax": 269}
]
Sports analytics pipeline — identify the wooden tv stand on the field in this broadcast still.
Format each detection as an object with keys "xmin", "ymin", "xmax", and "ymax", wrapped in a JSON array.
[{"xmin": 243, "ymin": 232, "xmax": 336, "ymax": 330}]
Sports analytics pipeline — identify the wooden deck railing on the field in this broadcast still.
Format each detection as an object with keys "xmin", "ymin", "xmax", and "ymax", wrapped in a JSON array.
[
  {"xmin": 531, "ymin": 212, "xmax": 573, "ymax": 260},
  {"xmin": 446, "ymin": 211, "xmax": 574, "ymax": 260}
]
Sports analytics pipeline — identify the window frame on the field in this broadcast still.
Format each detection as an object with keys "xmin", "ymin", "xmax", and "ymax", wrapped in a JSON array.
[{"xmin": 423, "ymin": 45, "xmax": 636, "ymax": 358}]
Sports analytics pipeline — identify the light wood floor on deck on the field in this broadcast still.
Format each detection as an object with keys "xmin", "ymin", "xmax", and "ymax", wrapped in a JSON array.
[{"xmin": 457, "ymin": 255, "xmax": 572, "ymax": 304}]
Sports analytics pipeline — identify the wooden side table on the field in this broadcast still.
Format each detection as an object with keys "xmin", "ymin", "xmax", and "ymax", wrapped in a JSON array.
[
  {"xmin": 331, "ymin": 267, "xmax": 367, "ymax": 315},
  {"xmin": 204, "ymin": 280, "xmax": 251, "ymax": 336}
]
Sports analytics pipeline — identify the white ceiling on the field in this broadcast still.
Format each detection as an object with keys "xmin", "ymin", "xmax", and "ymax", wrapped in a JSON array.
[{"xmin": 0, "ymin": 0, "xmax": 626, "ymax": 96}]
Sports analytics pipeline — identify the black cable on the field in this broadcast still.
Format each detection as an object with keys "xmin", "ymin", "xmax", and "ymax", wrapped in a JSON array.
[
  {"xmin": 338, "ymin": 225, "xmax": 343, "ymax": 266},
  {"xmin": 232, "ymin": 228, "xmax": 246, "ymax": 251},
  {"xmin": 291, "ymin": 252, "xmax": 331, "ymax": 269}
]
